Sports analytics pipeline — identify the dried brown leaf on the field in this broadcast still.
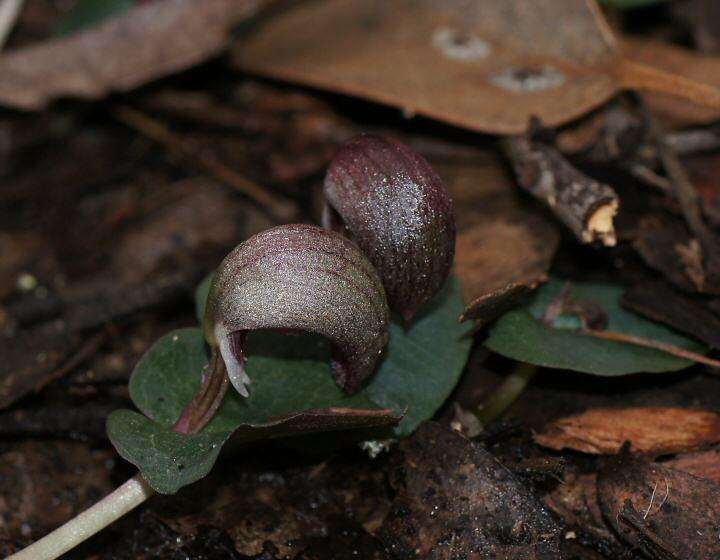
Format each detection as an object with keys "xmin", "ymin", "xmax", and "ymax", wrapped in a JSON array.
[
  {"xmin": 664, "ymin": 448, "xmax": 720, "ymax": 485},
  {"xmin": 234, "ymin": 0, "xmax": 720, "ymax": 135},
  {"xmin": 598, "ymin": 456, "xmax": 720, "ymax": 560},
  {"xmin": 113, "ymin": 178, "xmax": 270, "ymax": 285},
  {"xmin": 535, "ymin": 407, "xmax": 720, "ymax": 456},
  {"xmin": 379, "ymin": 422, "xmax": 564, "ymax": 559},
  {"xmin": 234, "ymin": 0, "xmax": 617, "ymax": 135},
  {"xmin": 436, "ymin": 157, "xmax": 559, "ymax": 321},
  {"xmin": 458, "ymin": 276, "xmax": 546, "ymax": 325},
  {"xmin": 634, "ymin": 216, "xmax": 720, "ymax": 295},
  {"xmin": 544, "ymin": 471, "xmax": 615, "ymax": 545},
  {"xmin": 623, "ymin": 37, "xmax": 720, "ymax": 129},
  {"xmin": 622, "ymin": 281, "xmax": 720, "ymax": 350},
  {"xmin": 0, "ymin": 0, "xmax": 272, "ymax": 110}
]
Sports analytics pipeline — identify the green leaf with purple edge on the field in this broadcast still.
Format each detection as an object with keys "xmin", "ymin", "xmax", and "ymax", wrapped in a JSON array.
[
  {"xmin": 107, "ymin": 328, "xmax": 397, "ymax": 494},
  {"xmin": 196, "ymin": 273, "xmax": 472, "ymax": 436},
  {"xmin": 108, "ymin": 275, "xmax": 470, "ymax": 494}
]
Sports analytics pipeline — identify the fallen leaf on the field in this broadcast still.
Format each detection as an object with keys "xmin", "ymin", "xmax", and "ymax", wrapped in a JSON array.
[
  {"xmin": 458, "ymin": 276, "xmax": 547, "ymax": 325},
  {"xmin": 113, "ymin": 178, "xmax": 270, "ymax": 285},
  {"xmin": 234, "ymin": 0, "xmax": 720, "ymax": 134},
  {"xmin": 379, "ymin": 422, "xmax": 564, "ymax": 559},
  {"xmin": 598, "ymin": 456, "xmax": 720, "ymax": 559},
  {"xmin": 663, "ymin": 448, "xmax": 720, "ymax": 484},
  {"xmin": 435, "ymin": 157, "xmax": 559, "ymax": 320},
  {"xmin": 623, "ymin": 37, "xmax": 720, "ymax": 128},
  {"xmin": 0, "ymin": 0, "xmax": 272, "ymax": 110},
  {"xmin": 544, "ymin": 471, "xmax": 618, "ymax": 549},
  {"xmin": 634, "ymin": 216, "xmax": 720, "ymax": 295},
  {"xmin": 535, "ymin": 407, "xmax": 720, "ymax": 455},
  {"xmin": 622, "ymin": 281, "xmax": 720, "ymax": 349}
]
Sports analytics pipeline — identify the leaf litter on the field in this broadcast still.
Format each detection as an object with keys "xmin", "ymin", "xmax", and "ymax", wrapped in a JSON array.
[
  {"xmin": 4, "ymin": 1, "xmax": 720, "ymax": 558},
  {"xmin": 233, "ymin": 0, "xmax": 720, "ymax": 134}
]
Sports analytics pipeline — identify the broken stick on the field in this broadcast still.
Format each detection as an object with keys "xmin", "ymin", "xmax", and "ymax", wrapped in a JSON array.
[{"xmin": 503, "ymin": 136, "xmax": 619, "ymax": 246}]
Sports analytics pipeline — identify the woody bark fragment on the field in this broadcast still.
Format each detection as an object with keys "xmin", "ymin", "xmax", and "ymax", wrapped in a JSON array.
[{"xmin": 504, "ymin": 136, "xmax": 619, "ymax": 246}]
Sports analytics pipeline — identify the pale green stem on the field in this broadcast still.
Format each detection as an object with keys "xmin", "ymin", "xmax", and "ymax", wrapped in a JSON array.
[
  {"xmin": 8, "ymin": 473, "xmax": 154, "ymax": 560},
  {"xmin": 476, "ymin": 362, "xmax": 537, "ymax": 425}
]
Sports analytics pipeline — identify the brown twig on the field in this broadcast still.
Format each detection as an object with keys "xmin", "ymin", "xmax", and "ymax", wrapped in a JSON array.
[
  {"xmin": 112, "ymin": 105, "xmax": 296, "ymax": 221},
  {"xmin": 503, "ymin": 135, "xmax": 619, "ymax": 246},
  {"xmin": 644, "ymin": 114, "xmax": 712, "ymax": 247},
  {"xmin": 628, "ymin": 163, "xmax": 672, "ymax": 194},
  {"xmin": 617, "ymin": 499, "xmax": 679, "ymax": 560},
  {"xmin": 640, "ymin": 103, "xmax": 720, "ymax": 290},
  {"xmin": 582, "ymin": 328, "xmax": 720, "ymax": 368},
  {"xmin": 666, "ymin": 126, "xmax": 720, "ymax": 155},
  {"xmin": 617, "ymin": 59, "xmax": 720, "ymax": 111}
]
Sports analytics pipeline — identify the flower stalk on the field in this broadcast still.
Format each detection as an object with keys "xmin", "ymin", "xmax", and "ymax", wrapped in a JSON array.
[
  {"xmin": 8, "ymin": 473, "xmax": 154, "ymax": 560},
  {"xmin": 172, "ymin": 347, "xmax": 230, "ymax": 435}
]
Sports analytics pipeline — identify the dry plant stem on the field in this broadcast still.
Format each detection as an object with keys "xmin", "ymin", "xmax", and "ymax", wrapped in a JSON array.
[
  {"xmin": 112, "ymin": 105, "xmax": 295, "ymax": 221},
  {"xmin": 172, "ymin": 348, "xmax": 230, "ymax": 435},
  {"xmin": 476, "ymin": 362, "xmax": 537, "ymax": 425},
  {"xmin": 628, "ymin": 163, "xmax": 672, "ymax": 194},
  {"xmin": 7, "ymin": 473, "xmax": 154, "ymax": 560},
  {"xmin": 0, "ymin": 0, "xmax": 23, "ymax": 49},
  {"xmin": 503, "ymin": 136, "xmax": 619, "ymax": 246},
  {"xmin": 643, "ymin": 110, "xmax": 712, "ymax": 244},
  {"xmin": 617, "ymin": 60, "xmax": 720, "ymax": 111},
  {"xmin": 666, "ymin": 127, "xmax": 720, "ymax": 155},
  {"xmin": 640, "ymin": 103, "xmax": 720, "ymax": 287},
  {"xmin": 583, "ymin": 329, "xmax": 720, "ymax": 368}
]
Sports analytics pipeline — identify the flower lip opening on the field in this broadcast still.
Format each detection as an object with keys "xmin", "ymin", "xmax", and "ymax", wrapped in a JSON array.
[
  {"xmin": 216, "ymin": 326, "xmax": 251, "ymax": 397},
  {"xmin": 204, "ymin": 224, "xmax": 391, "ymax": 398}
]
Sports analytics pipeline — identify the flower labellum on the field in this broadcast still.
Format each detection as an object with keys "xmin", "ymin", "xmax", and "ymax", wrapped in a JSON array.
[
  {"xmin": 323, "ymin": 134, "xmax": 456, "ymax": 321},
  {"xmin": 203, "ymin": 224, "xmax": 390, "ymax": 397}
]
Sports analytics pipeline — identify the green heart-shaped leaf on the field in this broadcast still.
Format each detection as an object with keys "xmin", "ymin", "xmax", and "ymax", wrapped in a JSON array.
[
  {"xmin": 107, "ymin": 405, "xmax": 397, "ymax": 494},
  {"xmin": 196, "ymin": 274, "xmax": 471, "ymax": 435},
  {"xmin": 109, "ymin": 277, "xmax": 471, "ymax": 493},
  {"xmin": 485, "ymin": 279, "xmax": 707, "ymax": 375}
]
